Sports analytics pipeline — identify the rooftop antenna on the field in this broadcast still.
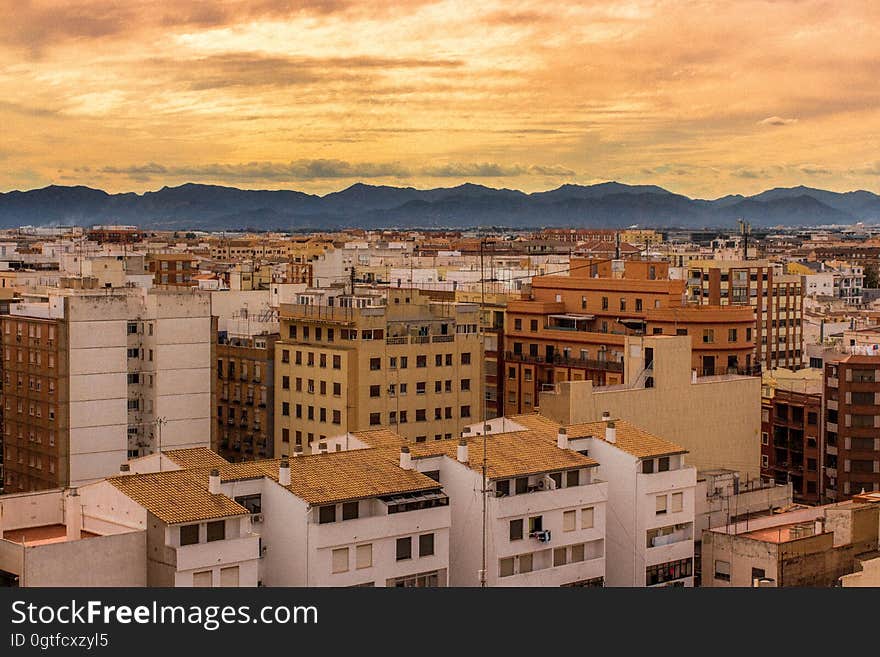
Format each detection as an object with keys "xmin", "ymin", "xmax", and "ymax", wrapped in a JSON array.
[{"xmin": 738, "ymin": 219, "xmax": 751, "ymax": 260}]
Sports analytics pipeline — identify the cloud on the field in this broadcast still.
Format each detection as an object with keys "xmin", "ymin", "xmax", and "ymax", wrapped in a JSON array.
[
  {"xmin": 98, "ymin": 160, "xmax": 576, "ymax": 183},
  {"xmin": 757, "ymin": 116, "xmax": 799, "ymax": 126},
  {"xmin": 799, "ymin": 165, "xmax": 833, "ymax": 176}
]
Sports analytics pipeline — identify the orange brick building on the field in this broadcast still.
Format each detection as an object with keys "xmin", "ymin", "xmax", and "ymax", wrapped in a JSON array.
[{"xmin": 503, "ymin": 258, "xmax": 756, "ymax": 415}]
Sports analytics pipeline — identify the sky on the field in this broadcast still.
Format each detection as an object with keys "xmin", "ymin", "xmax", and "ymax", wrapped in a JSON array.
[{"xmin": 2, "ymin": 0, "xmax": 879, "ymax": 198}]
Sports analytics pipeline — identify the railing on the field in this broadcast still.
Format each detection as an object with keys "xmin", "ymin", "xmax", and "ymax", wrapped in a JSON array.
[
  {"xmin": 697, "ymin": 365, "xmax": 763, "ymax": 378},
  {"xmin": 412, "ymin": 335, "xmax": 430, "ymax": 344},
  {"xmin": 432, "ymin": 335, "xmax": 454, "ymax": 343},
  {"xmin": 504, "ymin": 351, "xmax": 624, "ymax": 372},
  {"xmin": 386, "ymin": 336, "xmax": 408, "ymax": 345}
]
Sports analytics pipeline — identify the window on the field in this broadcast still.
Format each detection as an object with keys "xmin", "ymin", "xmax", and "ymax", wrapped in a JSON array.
[
  {"xmin": 563, "ymin": 510, "xmax": 576, "ymax": 531},
  {"xmin": 370, "ymin": 357, "xmax": 381, "ymax": 371},
  {"xmin": 581, "ymin": 507, "xmax": 594, "ymax": 529},
  {"xmin": 419, "ymin": 533, "xmax": 435, "ymax": 557},
  {"xmin": 396, "ymin": 537, "xmax": 412, "ymax": 561},
  {"xmin": 500, "ymin": 558, "xmax": 515, "ymax": 577},
  {"xmin": 333, "ymin": 382, "xmax": 341, "ymax": 396},
  {"xmin": 643, "ymin": 459, "xmax": 655, "ymax": 474},
  {"xmin": 333, "ymin": 355, "xmax": 341, "ymax": 369},
  {"xmin": 281, "ymin": 349, "xmax": 289, "ymax": 363},
  {"xmin": 496, "ymin": 480, "xmax": 510, "ymax": 496},
  {"xmin": 519, "ymin": 553, "xmax": 533, "ymax": 574},
  {"xmin": 728, "ymin": 328, "xmax": 737, "ymax": 342},
  {"xmin": 702, "ymin": 329, "xmax": 714, "ymax": 344},
  {"xmin": 369, "ymin": 412, "xmax": 381, "ymax": 426},
  {"xmin": 671, "ymin": 492, "xmax": 683, "ymax": 513},
  {"xmin": 851, "ymin": 391, "xmax": 875, "ymax": 405},
  {"xmin": 416, "ymin": 381, "xmax": 426, "ymax": 395},
  {"xmin": 554, "ymin": 547, "xmax": 567, "ymax": 567},
  {"xmin": 180, "ymin": 524, "xmax": 199, "ymax": 546},
  {"xmin": 332, "ymin": 547, "xmax": 349, "ymax": 574},
  {"xmin": 356, "ymin": 544, "xmax": 372, "ymax": 569},
  {"xmin": 530, "ymin": 319, "xmax": 538, "ymax": 332},
  {"xmin": 761, "ymin": 432, "xmax": 768, "ymax": 445},
  {"xmin": 460, "ymin": 405, "xmax": 471, "ymax": 418},
  {"xmin": 370, "ymin": 385, "xmax": 381, "ymax": 398},
  {"xmin": 528, "ymin": 516, "xmax": 543, "ymax": 533},
  {"xmin": 601, "ymin": 296, "xmax": 608, "ymax": 310},
  {"xmin": 461, "ymin": 352, "xmax": 471, "ymax": 365},
  {"xmin": 510, "ymin": 519, "xmax": 524, "ymax": 541},
  {"xmin": 460, "ymin": 378, "xmax": 471, "ymax": 391},
  {"xmin": 193, "ymin": 570, "xmax": 212, "ymax": 587},
  {"xmin": 566, "ymin": 470, "xmax": 579, "ymax": 487},
  {"xmin": 319, "ymin": 505, "xmax": 336, "ymax": 524},
  {"xmin": 282, "ymin": 376, "xmax": 290, "ymax": 390},
  {"xmin": 282, "ymin": 402, "xmax": 290, "ymax": 416},
  {"xmin": 762, "ymin": 454, "xmax": 769, "ymax": 468},
  {"xmin": 332, "ymin": 410, "xmax": 341, "ymax": 425},
  {"xmin": 416, "ymin": 409, "xmax": 426, "ymax": 422},
  {"xmin": 207, "ymin": 521, "xmax": 225, "ymax": 542},
  {"xmin": 656, "ymin": 495, "xmax": 667, "ymax": 515},
  {"xmin": 515, "ymin": 477, "xmax": 528, "ymax": 494},
  {"xmin": 571, "ymin": 544, "xmax": 585, "ymax": 562},
  {"xmin": 514, "ymin": 319, "xmax": 522, "ymax": 330},
  {"xmin": 619, "ymin": 298, "xmax": 626, "ymax": 311},
  {"xmin": 342, "ymin": 502, "xmax": 359, "ymax": 520},
  {"xmin": 416, "ymin": 355, "xmax": 427, "ymax": 368},
  {"xmin": 714, "ymin": 560, "xmax": 731, "ymax": 582}
]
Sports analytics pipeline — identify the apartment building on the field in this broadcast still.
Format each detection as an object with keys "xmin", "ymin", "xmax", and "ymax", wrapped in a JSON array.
[
  {"xmin": 824, "ymin": 354, "xmax": 880, "ymax": 501},
  {"xmin": 702, "ymin": 498, "xmax": 880, "ymax": 587},
  {"xmin": 75, "ymin": 446, "xmax": 450, "ymax": 587},
  {"xmin": 504, "ymin": 258, "xmax": 756, "ymax": 415},
  {"xmin": 686, "ymin": 260, "xmax": 803, "ymax": 369},
  {"xmin": 761, "ymin": 369, "xmax": 823, "ymax": 504},
  {"xmin": 1, "ymin": 287, "xmax": 212, "ymax": 493},
  {"xmin": 274, "ymin": 289, "xmax": 482, "ymax": 456},
  {"xmin": 147, "ymin": 253, "xmax": 196, "ymax": 287},
  {"xmin": 502, "ymin": 414, "xmax": 696, "ymax": 587},
  {"xmin": 536, "ymin": 334, "xmax": 761, "ymax": 478},
  {"xmin": 215, "ymin": 332, "xmax": 278, "ymax": 462}
]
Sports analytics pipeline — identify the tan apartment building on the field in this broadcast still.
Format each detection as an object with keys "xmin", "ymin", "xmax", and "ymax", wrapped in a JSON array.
[
  {"xmin": 274, "ymin": 289, "xmax": 483, "ymax": 456},
  {"xmin": 215, "ymin": 332, "xmax": 278, "ymax": 462},
  {"xmin": 504, "ymin": 258, "xmax": 756, "ymax": 416},
  {"xmin": 686, "ymin": 260, "xmax": 803, "ymax": 369},
  {"xmin": 536, "ymin": 334, "xmax": 762, "ymax": 479}
]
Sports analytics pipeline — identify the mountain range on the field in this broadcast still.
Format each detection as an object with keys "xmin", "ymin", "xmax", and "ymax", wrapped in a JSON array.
[{"xmin": 1, "ymin": 181, "xmax": 879, "ymax": 231}]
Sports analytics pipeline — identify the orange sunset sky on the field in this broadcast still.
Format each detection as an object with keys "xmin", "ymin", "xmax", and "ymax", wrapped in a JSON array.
[{"xmin": 2, "ymin": 0, "xmax": 879, "ymax": 197}]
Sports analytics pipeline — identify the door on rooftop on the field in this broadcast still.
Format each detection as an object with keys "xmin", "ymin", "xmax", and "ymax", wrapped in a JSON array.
[{"xmin": 702, "ymin": 355, "xmax": 715, "ymax": 376}]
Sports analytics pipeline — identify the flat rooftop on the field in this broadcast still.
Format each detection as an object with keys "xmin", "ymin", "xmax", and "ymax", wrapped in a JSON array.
[
  {"xmin": 740, "ymin": 522, "xmax": 820, "ymax": 544},
  {"xmin": 1, "ymin": 525, "xmax": 98, "ymax": 546}
]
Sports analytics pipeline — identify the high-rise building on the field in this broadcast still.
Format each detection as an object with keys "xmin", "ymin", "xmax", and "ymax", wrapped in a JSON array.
[
  {"xmin": 274, "ymin": 288, "xmax": 483, "ymax": 456},
  {"xmin": 824, "ymin": 354, "xmax": 880, "ymax": 501},
  {"xmin": 1, "ymin": 287, "xmax": 212, "ymax": 492},
  {"xmin": 686, "ymin": 260, "xmax": 803, "ymax": 369}
]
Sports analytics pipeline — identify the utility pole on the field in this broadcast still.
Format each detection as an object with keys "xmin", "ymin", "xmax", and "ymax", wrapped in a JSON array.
[{"xmin": 479, "ymin": 238, "xmax": 488, "ymax": 588}]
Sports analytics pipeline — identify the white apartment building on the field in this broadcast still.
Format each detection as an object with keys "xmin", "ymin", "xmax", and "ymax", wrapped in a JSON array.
[
  {"xmin": 74, "ymin": 445, "xmax": 451, "ymax": 587},
  {"xmin": 469, "ymin": 413, "xmax": 697, "ymax": 587},
  {"xmin": 1, "ymin": 287, "xmax": 212, "ymax": 492}
]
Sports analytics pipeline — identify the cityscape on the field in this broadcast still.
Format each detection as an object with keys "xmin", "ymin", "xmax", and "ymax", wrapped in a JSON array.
[
  {"xmin": 0, "ymin": 223, "xmax": 878, "ymax": 587},
  {"xmin": 1, "ymin": 1, "xmax": 879, "ymax": 594}
]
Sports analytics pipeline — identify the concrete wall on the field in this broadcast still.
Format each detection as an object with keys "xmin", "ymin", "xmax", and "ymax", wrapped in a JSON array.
[{"xmin": 23, "ymin": 531, "xmax": 147, "ymax": 587}]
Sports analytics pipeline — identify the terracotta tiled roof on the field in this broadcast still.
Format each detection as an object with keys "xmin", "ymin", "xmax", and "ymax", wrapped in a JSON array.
[
  {"xmin": 408, "ymin": 431, "xmax": 597, "ymax": 480},
  {"xmin": 162, "ymin": 448, "xmax": 230, "ymax": 470},
  {"xmin": 349, "ymin": 429, "xmax": 408, "ymax": 449},
  {"xmin": 108, "ymin": 470, "xmax": 248, "ymax": 525}
]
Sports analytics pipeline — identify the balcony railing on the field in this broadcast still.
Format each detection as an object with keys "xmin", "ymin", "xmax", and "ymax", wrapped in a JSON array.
[{"xmin": 504, "ymin": 351, "xmax": 624, "ymax": 372}]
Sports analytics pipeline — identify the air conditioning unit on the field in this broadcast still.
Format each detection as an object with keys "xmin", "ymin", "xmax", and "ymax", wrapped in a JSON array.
[
  {"xmin": 530, "ymin": 529, "xmax": 551, "ymax": 543},
  {"xmin": 251, "ymin": 513, "xmax": 264, "ymax": 523}
]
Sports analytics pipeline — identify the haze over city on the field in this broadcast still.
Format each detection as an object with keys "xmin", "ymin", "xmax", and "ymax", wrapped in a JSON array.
[{"xmin": 2, "ymin": 0, "xmax": 879, "ymax": 198}]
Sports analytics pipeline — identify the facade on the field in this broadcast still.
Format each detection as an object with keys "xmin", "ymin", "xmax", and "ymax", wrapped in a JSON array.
[
  {"xmin": 215, "ymin": 333, "xmax": 278, "ymax": 462},
  {"xmin": 686, "ymin": 260, "xmax": 804, "ymax": 369},
  {"xmin": 536, "ymin": 334, "xmax": 762, "ymax": 479},
  {"xmin": 1, "ymin": 288, "xmax": 212, "ymax": 493},
  {"xmin": 504, "ymin": 258, "xmax": 756, "ymax": 416},
  {"xmin": 274, "ymin": 289, "xmax": 483, "ymax": 456},
  {"xmin": 761, "ymin": 385, "xmax": 823, "ymax": 504},
  {"xmin": 824, "ymin": 355, "xmax": 880, "ymax": 501},
  {"xmin": 147, "ymin": 253, "xmax": 196, "ymax": 287}
]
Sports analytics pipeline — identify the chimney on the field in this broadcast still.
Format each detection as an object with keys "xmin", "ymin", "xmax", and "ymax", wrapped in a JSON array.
[
  {"xmin": 557, "ymin": 427, "xmax": 569, "ymax": 450},
  {"xmin": 601, "ymin": 410, "xmax": 611, "ymax": 421},
  {"xmin": 399, "ymin": 446, "xmax": 412, "ymax": 470},
  {"xmin": 119, "ymin": 463, "xmax": 131, "ymax": 475},
  {"xmin": 208, "ymin": 468, "xmax": 221, "ymax": 495},
  {"xmin": 457, "ymin": 438, "xmax": 469, "ymax": 463},
  {"xmin": 293, "ymin": 445, "xmax": 303, "ymax": 458},
  {"xmin": 279, "ymin": 459, "xmax": 291, "ymax": 486},
  {"xmin": 65, "ymin": 489, "xmax": 82, "ymax": 542},
  {"xmin": 483, "ymin": 423, "xmax": 492, "ymax": 435},
  {"xmin": 605, "ymin": 421, "xmax": 617, "ymax": 444},
  {"xmin": 318, "ymin": 442, "xmax": 328, "ymax": 454}
]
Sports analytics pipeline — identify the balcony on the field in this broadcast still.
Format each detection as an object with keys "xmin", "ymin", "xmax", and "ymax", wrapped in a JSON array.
[
  {"xmin": 827, "ymin": 399, "xmax": 838, "ymax": 411},
  {"xmin": 828, "ymin": 377, "xmax": 839, "ymax": 388},
  {"xmin": 504, "ymin": 351, "xmax": 623, "ymax": 373}
]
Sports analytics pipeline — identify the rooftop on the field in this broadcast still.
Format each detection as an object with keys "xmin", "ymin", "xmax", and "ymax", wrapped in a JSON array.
[
  {"xmin": 409, "ymin": 430, "xmax": 598, "ymax": 480},
  {"xmin": 1, "ymin": 525, "xmax": 99, "ymax": 546}
]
